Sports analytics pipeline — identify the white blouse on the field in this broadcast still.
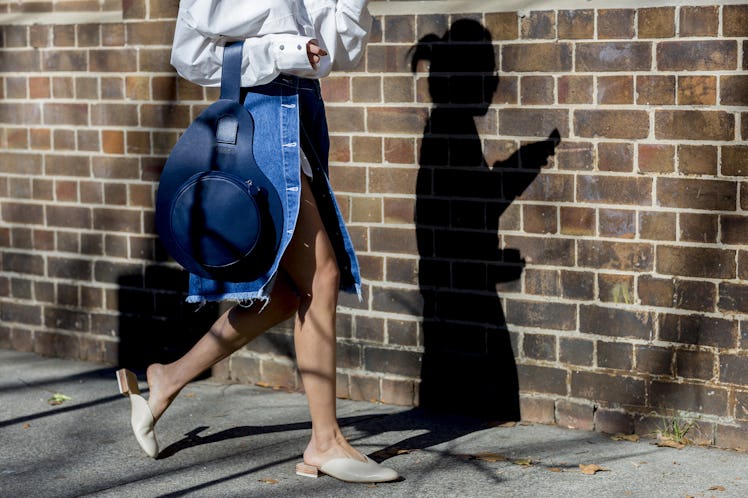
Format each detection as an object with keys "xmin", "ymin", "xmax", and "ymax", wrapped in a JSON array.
[{"xmin": 171, "ymin": 0, "xmax": 372, "ymax": 87}]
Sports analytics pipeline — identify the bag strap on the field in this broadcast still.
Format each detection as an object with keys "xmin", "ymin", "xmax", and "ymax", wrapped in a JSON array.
[{"xmin": 220, "ymin": 40, "xmax": 243, "ymax": 102}]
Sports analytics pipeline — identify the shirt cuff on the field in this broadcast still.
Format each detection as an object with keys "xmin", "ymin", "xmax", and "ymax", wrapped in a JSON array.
[{"xmin": 273, "ymin": 34, "xmax": 314, "ymax": 72}]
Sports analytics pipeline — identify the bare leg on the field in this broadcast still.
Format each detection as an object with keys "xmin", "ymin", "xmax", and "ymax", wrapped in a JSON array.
[
  {"xmin": 146, "ymin": 272, "xmax": 299, "ymax": 421},
  {"xmin": 280, "ymin": 174, "xmax": 365, "ymax": 466}
]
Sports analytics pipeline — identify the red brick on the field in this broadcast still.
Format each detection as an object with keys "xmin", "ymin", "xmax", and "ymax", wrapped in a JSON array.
[
  {"xmin": 369, "ymin": 167, "xmax": 416, "ymax": 194},
  {"xmin": 384, "ymin": 137, "xmax": 414, "ymax": 164},
  {"xmin": 523, "ymin": 204, "xmax": 557, "ymax": 234},
  {"xmin": 503, "ymin": 235, "xmax": 575, "ymax": 267},
  {"xmin": 638, "ymin": 7, "xmax": 675, "ymax": 38},
  {"xmin": 367, "ymin": 107, "xmax": 426, "ymax": 134},
  {"xmin": 638, "ymin": 144, "xmax": 674, "ymax": 173},
  {"xmin": 657, "ymin": 41, "xmax": 737, "ymax": 71},
  {"xmin": 597, "ymin": 142, "xmax": 634, "ymax": 172},
  {"xmin": 382, "ymin": 76, "xmax": 414, "ymax": 103},
  {"xmin": 639, "ymin": 211, "xmax": 677, "ymax": 241},
  {"xmin": 597, "ymin": 9, "xmax": 635, "ymax": 39},
  {"xmin": 576, "ymin": 42, "xmax": 650, "ymax": 71}
]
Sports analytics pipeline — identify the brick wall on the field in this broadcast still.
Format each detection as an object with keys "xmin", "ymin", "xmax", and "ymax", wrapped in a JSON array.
[{"xmin": 1, "ymin": 1, "xmax": 747, "ymax": 449}]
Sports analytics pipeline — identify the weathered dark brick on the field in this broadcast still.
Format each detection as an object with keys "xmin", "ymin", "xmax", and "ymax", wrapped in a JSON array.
[
  {"xmin": 44, "ymin": 307, "xmax": 89, "ymax": 332},
  {"xmin": 719, "ymin": 283, "xmax": 748, "ymax": 314},
  {"xmin": 655, "ymin": 110, "xmax": 734, "ymax": 141},
  {"xmin": 638, "ymin": 7, "xmax": 675, "ymax": 38},
  {"xmin": 560, "ymin": 270, "xmax": 594, "ymax": 300},
  {"xmin": 557, "ymin": 400, "xmax": 594, "ymax": 430},
  {"xmin": 598, "ymin": 209, "xmax": 635, "ymax": 239},
  {"xmin": 657, "ymin": 177, "xmax": 736, "ymax": 211},
  {"xmin": 677, "ymin": 75, "xmax": 716, "ymax": 105},
  {"xmin": 558, "ymin": 10, "xmax": 593, "ymax": 39},
  {"xmin": 485, "ymin": 12, "xmax": 518, "ymax": 41},
  {"xmin": 635, "ymin": 345, "xmax": 673, "ymax": 376},
  {"xmin": 679, "ymin": 6, "xmax": 719, "ymax": 37},
  {"xmin": 678, "ymin": 145, "xmax": 718, "ymax": 176},
  {"xmin": 722, "ymin": 145, "xmax": 748, "ymax": 177},
  {"xmin": 523, "ymin": 333, "xmax": 557, "ymax": 361},
  {"xmin": 580, "ymin": 305, "xmax": 653, "ymax": 340},
  {"xmin": 571, "ymin": 370, "xmax": 645, "ymax": 406},
  {"xmin": 559, "ymin": 337, "xmax": 594, "ymax": 367},
  {"xmin": 657, "ymin": 41, "xmax": 737, "ymax": 71},
  {"xmin": 505, "ymin": 299, "xmax": 576, "ymax": 330},
  {"xmin": 578, "ymin": 240, "xmax": 653, "ymax": 271},
  {"xmin": 597, "ymin": 9, "xmax": 635, "ymax": 39},
  {"xmin": 518, "ymin": 364, "xmax": 567, "ymax": 395},
  {"xmin": 650, "ymin": 380, "xmax": 727, "ymax": 416},
  {"xmin": 715, "ymin": 423, "xmax": 748, "ymax": 452},
  {"xmin": 595, "ymin": 408, "xmax": 634, "ymax": 435},
  {"xmin": 679, "ymin": 213, "xmax": 718, "ymax": 243},
  {"xmin": 499, "ymin": 108, "xmax": 569, "ymax": 137},
  {"xmin": 723, "ymin": 5, "xmax": 748, "ymax": 36},
  {"xmin": 364, "ymin": 346, "xmax": 420, "ymax": 377},
  {"xmin": 639, "ymin": 211, "xmax": 676, "ymax": 241},
  {"xmin": 501, "ymin": 43, "xmax": 572, "ymax": 72},
  {"xmin": 656, "ymin": 245, "xmax": 736, "ymax": 279},
  {"xmin": 47, "ymin": 257, "xmax": 92, "ymax": 281},
  {"xmin": 598, "ymin": 273, "xmax": 634, "ymax": 304},
  {"xmin": 3, "ymin": 252, "xmax": 45, "ymax": 276},
  {"xmin": 598, "ymin": 142, "xmax": 634, "ymax": 172},
  {"xmin": 519, "ymin": 396, "xmax": 555, "ymax": 424},
  {"xmin": 558, "ymin": 76, "xmax": 593, "ymax": 104},
  {"xmin": 502, "ymin": 235, "xmax": 575, "ymax": 267},
  {"xmin": 576, "ymin": 42, "xmax": 651, "ymax": 71},
  {"xmin": 659, "ymin": 313, "xmax": 737, "ymax": 348},
  {"xmin": 597, "ymin": 341, "xmax": 633, "ymax": 371},
  {"xmin": 521, "ymin": 10, "xmax": 555, "ymax": 39},
  {"xmin": 675, "ymin": 349, "xmax": 715, "ymax": 381},
  {"xmin": 574, "ymin": 110, "xmax": 649, "ymax": 139}
]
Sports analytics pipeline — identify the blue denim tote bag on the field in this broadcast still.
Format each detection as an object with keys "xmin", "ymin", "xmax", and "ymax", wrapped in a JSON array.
[{"xmin": 156, "ymin": 41, "xmax": 284, "ymax": 282}]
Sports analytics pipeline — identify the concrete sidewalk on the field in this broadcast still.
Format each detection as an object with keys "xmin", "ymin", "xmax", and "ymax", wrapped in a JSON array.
[{"xmin": 1, "ymin": 348, "xmax": 746, "ymax": 497}]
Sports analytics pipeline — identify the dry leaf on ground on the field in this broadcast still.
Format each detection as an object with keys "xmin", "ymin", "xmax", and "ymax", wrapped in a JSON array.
[
  {"xmin": 512, "ymin": 458, "xmax": 534, "ymax": 466},
  {"xmin": 656, "ymin": 438, "xmax": 685, "ymax": 449},
  {"xmin": 548, "ymin": 467, "xmax": 563, "ymax": 472},
  {"xmin": 612, "ymin": 433, "xmax": 640, "ymax": 442},
  {"xmin": 579, "ymin": 463, "xmax": 608, "ymax": 475},
  {"xmin": 473, "ymin": 452, "xmax": 508, "ymax": 462},
  {"xmin": 22, "ymin": 423, "xmax": 31, "ymax": 429},
  {"xmin": 708, "ymin": 485, "xmax": 726, "ymax": 491},
  {"xmin": 257, "ymin": 478, "xmax": 278, "ymax": 484}
]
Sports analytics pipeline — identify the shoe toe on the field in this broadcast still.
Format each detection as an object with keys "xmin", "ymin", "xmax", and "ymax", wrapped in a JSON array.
[
  {"xmin": 129, "ymin": 394, "xmax": 159, "ymax": 458},
  {"xmin": 320, "ymin": 456, "xmax": 399, "ymax": 483}
]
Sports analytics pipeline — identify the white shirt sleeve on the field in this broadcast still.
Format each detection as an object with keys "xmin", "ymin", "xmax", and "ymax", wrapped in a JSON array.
[{"xmin": 170, "ymin": 0, "xmax": 372, "ymax": 87}]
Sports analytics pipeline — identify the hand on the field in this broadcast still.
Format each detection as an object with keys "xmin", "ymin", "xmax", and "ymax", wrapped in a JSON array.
[{"xmin": 307, "ymin": 40, "xmax": 328, "ymax": 68}]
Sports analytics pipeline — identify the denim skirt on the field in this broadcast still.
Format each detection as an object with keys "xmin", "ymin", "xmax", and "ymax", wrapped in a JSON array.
[{"xmin": 186, "ymin": 75, "xmax": 361, "ymax": 304}]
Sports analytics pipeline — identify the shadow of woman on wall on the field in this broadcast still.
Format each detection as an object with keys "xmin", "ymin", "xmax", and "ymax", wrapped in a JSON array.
[{"xmin": 412, "ymin": 19, "xmax": 560, "ymax": 420}]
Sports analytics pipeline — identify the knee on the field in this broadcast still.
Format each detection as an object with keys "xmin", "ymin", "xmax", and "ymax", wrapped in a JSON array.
[{"xmin": 314, "ymin": 256, "xmax": 340, "ymax": 294}]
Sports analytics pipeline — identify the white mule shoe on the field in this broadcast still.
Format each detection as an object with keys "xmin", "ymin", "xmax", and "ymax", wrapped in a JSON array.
[
  {"xmin": 116, "ymin": 369, "xmax": 159, "ymax": 458},
  {"xmin": 296, "ymin": 456, "xmax": 399, "ymax": 483}
]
